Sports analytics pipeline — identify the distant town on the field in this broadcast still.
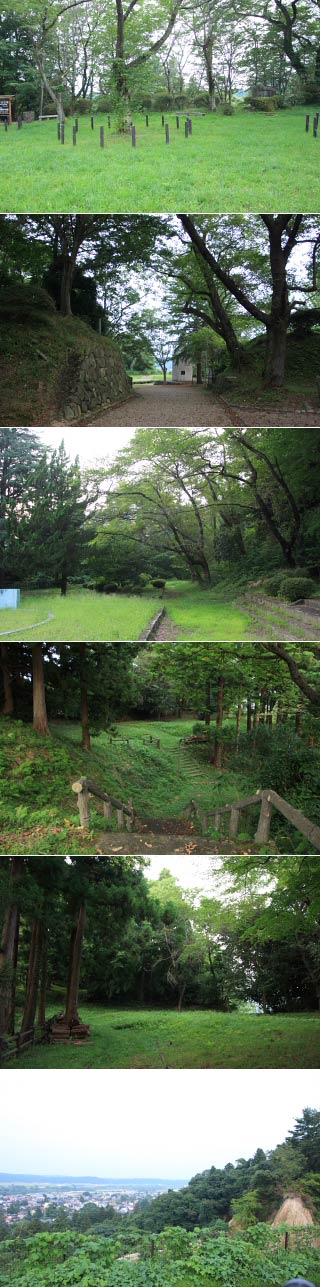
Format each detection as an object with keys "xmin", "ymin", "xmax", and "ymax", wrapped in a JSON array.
[{"xmin": 0, "ymin": 1176, "xmax": 183, "ymax": 1228}]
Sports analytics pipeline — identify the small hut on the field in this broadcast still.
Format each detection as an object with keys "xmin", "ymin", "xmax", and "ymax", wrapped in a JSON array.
[
  {"xmin": 272, "ymin": 1196, "xmax": 314, "ymax": 1227},
  {"xmin": 172, "ymin": 354, "xmax": 194, "ymax": 383}
]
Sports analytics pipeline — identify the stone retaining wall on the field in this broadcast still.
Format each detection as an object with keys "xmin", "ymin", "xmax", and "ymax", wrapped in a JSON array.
[{"xmin": 58, "ymin": 337, "xmax": 132, "ymax": 421}]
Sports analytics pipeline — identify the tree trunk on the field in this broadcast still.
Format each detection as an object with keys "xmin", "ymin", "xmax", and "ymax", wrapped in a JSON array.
[
  {"xmin": 263, "ymin": 224, "xmax": 290, "ymax": 387},
  {"xmin": 0, "ymin": 644, "xmax": 14, "ymax": 716},
  {"xmin": 38, "ymin": 932, "xmax": 48, "ymax": 1027},
  {"xmin": 60, "ymin": 257, "xmax": 73, "ymax": 316},
  {"xmin": 21, "ymin": 919, "xmax": 43, "ymax": 1034},
  {"xmin": 196, "ymin": 357, "xmax": 203, "ymax": 384},
  {"xmin": 64, "ymin": 904, "xmax": 86, "ymax": 1027},
  {"xmin": 264, "ymin": 317, "xmax": 287, "ymax": 386},
  {"xmin": 213, "ymin": 674, "xmax": 224, "ymax": 767},
  {"xmin": 247, "ymin": 698, "xmax": 252, "ymax": 733},
  {"xmin": 0, "ymin": 858, "xmax": 22, "ymax": 1036},
  {"xmin": 204, "ymin": 677, "xmax": 211, "ymax": 728},
  {"xmin": 32, "ymin": 645, "xmax": 49, "ymax": 735},
  {"xmin": 60, "ymin": 566, "xmax": 68, "ymax": 596},
  {"xmin": 80, "ymin": 644, "xmax": 91, "ymax": 751}
]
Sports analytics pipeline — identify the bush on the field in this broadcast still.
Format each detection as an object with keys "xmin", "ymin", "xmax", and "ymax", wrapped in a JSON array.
[
  {"xmin": 94, "ymin": 577, "xmax": 120, "ymax": 593},
  {"xmin": 262, "ymin": 567, "xmax": 311, "ymax": 595},
  {"xmin": 152, "ymin": 578, "xmax": 166, "ymax": 590},
  {"xmin": 280, "ymin": 575, "xmax": 317, "ymax": 601},
  {"xmin": 247, "ymin": 95, "xmax": 279, "ymax": 112},
  {"xmin": 222, "ymin": 104, "xmax": 235, "ymax": 115},
  {"xmin": 0, "ymin": 282, "xmax": 56, "ymax": 322}
]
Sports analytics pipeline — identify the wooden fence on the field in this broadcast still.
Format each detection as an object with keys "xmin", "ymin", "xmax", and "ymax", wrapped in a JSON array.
[
  {"xmin": 72, "ymin": 777, "xmax": 135, "ymax": 831},
  {"xmin": 193, "ymin": 788, "xmax": 320, "ymax": 850},
  {"xmin": 0, "ymin": 1014, "xmax": 60, "ymax": 1064}
]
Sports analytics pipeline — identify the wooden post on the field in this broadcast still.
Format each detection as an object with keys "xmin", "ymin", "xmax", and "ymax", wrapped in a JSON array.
[
  {"xmin": 61, "ymin": 123, "xmax": 65, "ymax": 144},
  {"xmin": 91, "ymin": 115, "xmax": 94, "ymax": 129},
  {"xmin": 156, "ymin": 738, "xmax": 160, "ymax": 749},
  {"xmin": 108, "ymin": 115, "xmax": 111, "ymax": 128},
  {"xmin": 188, "ymin": 117, "xmax": 192, "ymax": 134},
  {"xmin": 229, "ymin": 806, "xmax": 240, "ymax": 839},
  {"xmin": 131, "ymin": 125, "xmax": 136, "ymax": 147},
  {"xmin": 185, "ymin": 120, "xmax": 188, "ymax": 138},
  {"xmin": 72, "ymin": 779, "xmax": 90, "ymax": 829},
  {"xmin": 57, "ymin": 121, "xmax": 61, "ymax": 140},
  {"xmin": 165, "ymin": 124, "xmax": 169, "ymax": 144},
  {"xmin": 214, "ymin": 809, "xmax": 221, "ymax": 830},
  {"xmin": 146, "ymin": 113, "xmax": 149, "ymax": 126},
  {"xmin": 255, "ymin": 792, "xmax": 272, "ymax": 844},
  {"xmin": 306, "ymin": 114, "xmax": 310, "ymax": 131},
  {"xmin": 161, "ymin": 113, "xmax": 165, "ymax": 126},
  {"xmin": 117, "ymin": 807, "xmax": 125, "ymax": 828},
  {"xmin": 126, "ymin": 799, "xmax": 134, "ymax": 832},
  {"xmin": 73, "ymin": 126, "xmax": 77, "ymax": 146},
  {"xmin": 17, "ymin": 116, "xmax": 22, "ymax": 129},
  {"xmin": 176, "ymin": 115, "xmax": 179, "ymax": 128},
  {"xmin": 103, "ymin": 800, "xmax": 113, "ymax": 820},
  {"xmin": 313, "ymin": 117, "xmax": 318, "ymax": 138},
  {"xmin": 100, "ymin": 126, "xmax": 105, "ymax": 148},
  {"xmin": 75, "ymin": 118, "xmax": 79, "ymax": 132}
]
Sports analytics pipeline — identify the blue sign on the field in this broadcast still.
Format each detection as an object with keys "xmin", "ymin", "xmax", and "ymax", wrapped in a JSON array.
[{"xmin": 0, "ymin": 588, "xmax": 21, "ymax": 609}]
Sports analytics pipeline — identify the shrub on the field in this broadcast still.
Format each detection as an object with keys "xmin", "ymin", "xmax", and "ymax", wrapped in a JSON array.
[
  {"xmin": 222, "ymin": 104, "xmax": 235, "ymax": 115},
  {"xmin": 262, "ymin": 567, "xmax": 311, "ymax": 595},
  {"xmin": 152, "ymin": 578, "xmax": 166, "ymax": 590},
  {"xmin": 279, "ymin": 575, "xmax": 317, "ymax": 601},
  {"xmin": 247, "ymin": 95, "xmax": 279, "ymax": 112}
]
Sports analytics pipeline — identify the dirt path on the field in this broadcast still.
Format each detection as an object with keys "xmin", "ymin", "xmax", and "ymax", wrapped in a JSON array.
[
  {"xmin": 239, "ymin": 595, "xmax": 320, "ymax": 641},
  {"xmin": 86, "ymin": 383, "xmax": 235, "ymax": 426}
]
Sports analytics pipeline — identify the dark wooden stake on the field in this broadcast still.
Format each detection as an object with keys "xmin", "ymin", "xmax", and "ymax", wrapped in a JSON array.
[
  {"xmin": 108, "ymin": 115, "xmax": 111, "ymax": 128},
  {"xmin": 306, "ymin": 114, "xmax": 310, "ymax": 131},
  {"xmin": 146, "ymin": 113, "xmax": 149, "ymax": 126},
  {"xmin": 176, "ymin": 115, "xmax": 180, "ymax": 128},
  {"xmin": 75, "ymin": 118, "xmax": 79, "ymax": 132},
  {"xmin": 313, "ymin": 117, "xmax": 318, "ymax": 137},
  {"xmin": 188, "ymin": 116, "xmax": 192, "ymax": 134},
  {"xmin": 165, "ymin": 123, "xmax": 169, "ymax": 143},
  {"xmin": 17, "ymin": 116, "xmax": 22, "ymax": 129},
  {"xmin": 131, "ymin": 124, "xmax": 136, "ymax": 147},
  {"xmin": 100, "ymin": 125, "xmax": 105, "ymax": 147},
  {"xmin": 91, "ymin": 115, "xmax": 94, "ymax": 129},
  {"xmin": 73, "ymin": 126, "xmax": 77, "ymax": 146},
  {"xmin": 57, "ymin": 121, "xmax": 61, "ymax": 140},
  {"xmin": 185, "ymin": 120, "xmax": 188, "ymax": 137},
  {"xmin": 61, "ymin": 123, "xmax": 65, "ymax": 144},
  {"xmin": 161, "ymin": 113, "xmax": 165, "ymax": 126}
]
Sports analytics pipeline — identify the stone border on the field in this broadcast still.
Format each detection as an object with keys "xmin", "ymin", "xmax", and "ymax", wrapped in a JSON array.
[
  {"xmin": 139, "ymin": 607, "xmax": 166, "ymax": 641},
  {"xmin": 0, "ymin": 612, "xmax": 54, "ymax": 638}
]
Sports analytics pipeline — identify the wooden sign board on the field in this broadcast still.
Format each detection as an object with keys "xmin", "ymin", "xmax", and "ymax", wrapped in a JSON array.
[{"xmin": 0, "ymin": 96, "xmax": 14, "ymax": 123}]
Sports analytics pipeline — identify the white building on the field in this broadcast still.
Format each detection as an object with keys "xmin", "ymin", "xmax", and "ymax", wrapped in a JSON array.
[{"xmin": 172, "ymin": 355, "xmax": 194, "ymax": 383}]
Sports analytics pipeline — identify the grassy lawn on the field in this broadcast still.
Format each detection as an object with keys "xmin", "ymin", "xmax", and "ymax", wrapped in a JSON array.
[
  {"xmin": 0, "ymin": 106, "xmax": 317, "ymax": 212},
  {"xmin": 5, "ymin": 1006, "xmax": 320, "ymax": 1068},
  {"xmin": 0, "ymin": 584, "xmax": 252, "ymax": 642},
  {"xmin": 0, "ymin": 588, "xmax": 161, "ymax": 641},
  {"xmin": 165, "ymin": 581, "xmax": 251, "ymax": 639}
]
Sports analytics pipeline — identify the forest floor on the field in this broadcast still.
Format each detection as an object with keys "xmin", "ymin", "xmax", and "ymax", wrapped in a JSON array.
[
  {"xmin": 5, "ymin": 1007, "xmax": 320, "ymax": 1069},
  {"xmin": 1, "ymin": 717, "xmax": 319, "ymax": 855},
  {"xmin": 0, "ymin": 106, "xmax": 318, "ymax": 212}
]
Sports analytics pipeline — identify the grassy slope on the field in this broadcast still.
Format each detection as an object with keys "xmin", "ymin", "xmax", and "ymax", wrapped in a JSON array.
[
  {"xmin": 5, "ymin": 1006, "xmax": 320, "ymax": 1068},
  {"xmin": 0, "ymin": 107, "xmax": 318, "ymax": 212},
  {"xmin": 217, "ymin": 331, "xmax": 320, "ymax": 407},
  {"xmin": 0, "ymin": 585, "xmax": 251, "ymax": 642},
  {"xmin": 0, "ymin": 312, "xmax": 125, "ymax": 425},
  {"xmin": 0, "ymin": 718, "xmax": 255, "ymax": 854},
  {"xmin": 0, "ymin": 588, "xmax": 161, "ymax": 642}
]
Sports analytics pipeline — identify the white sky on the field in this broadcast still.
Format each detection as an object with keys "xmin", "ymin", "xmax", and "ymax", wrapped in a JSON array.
[
  {"xmin": 1, "ymin": 1071, "xmax": 318, "ymax": 1180},
  {"xmin": 145, "ymin": 856, "xmax": 222, "ymax": 892},
  {"xmin": 37, "ymin": 427, "xmax": 135, "ymax": 466}
]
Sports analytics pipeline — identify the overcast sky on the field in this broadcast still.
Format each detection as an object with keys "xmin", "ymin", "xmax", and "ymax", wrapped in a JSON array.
[
  {"xmin": 37, "ymin": 427, "xmax": 135, "ymax": 466},
  {"xmin": 1, "ymin": 1071, "xmax": 318, "ymax": 1180}
]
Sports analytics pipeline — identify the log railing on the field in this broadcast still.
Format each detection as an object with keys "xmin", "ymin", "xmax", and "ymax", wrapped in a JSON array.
[
  {"xmin": 0, "ymin": 1014, "xmax": 60, "ymax": 1065},
  {"xmin": 72, "ymin": 777, "xmax": 135, "ymax": 831},
  {"xmin": 197, "ymin": 789, "xmax": 320, "ymax": 850}
]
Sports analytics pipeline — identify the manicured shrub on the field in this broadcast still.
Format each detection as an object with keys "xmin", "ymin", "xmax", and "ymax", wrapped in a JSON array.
[
  {"xmin": 279, "ymin": 575, "xmax": 317, "ymax": 601},
  {"xmin": 152, "ymin": 578, "xmax": 166, "ymax": 589}
]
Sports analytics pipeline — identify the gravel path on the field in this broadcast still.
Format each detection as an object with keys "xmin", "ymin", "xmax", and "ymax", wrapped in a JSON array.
[{"xmin": 86, "ymin": 383, "xmax": 234, "ymax": 426}]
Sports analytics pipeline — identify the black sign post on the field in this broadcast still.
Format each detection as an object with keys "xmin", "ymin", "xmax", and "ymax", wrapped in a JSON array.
[{"xmin": 0, "ymin": 96, "xmax": 15, "ymax": 124}]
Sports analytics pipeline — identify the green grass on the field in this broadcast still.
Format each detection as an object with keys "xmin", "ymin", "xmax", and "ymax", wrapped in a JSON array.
[
  {"xmin": 165, "ymin": 581, "xmax": 252, "ymax": 639},
  {"xmin": 0, "ymin": 583, "xmax": 252, "ymax": 642},
  {"xmin": 0, "ymin": 588, "xmax": 161, "ymax": 642},
  {"xmin": 0, "ymin": 106, "xmax": 318, "ymax": 212},
  {"xmin": 5, "ymin": 1006, "xmax": 320, "ymax": 1068}
]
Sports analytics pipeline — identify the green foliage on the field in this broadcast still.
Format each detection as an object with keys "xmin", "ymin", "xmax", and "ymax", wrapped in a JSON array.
[{"xmin": 279, "ymin": 576, "xmax": 317, "ymax": 602}]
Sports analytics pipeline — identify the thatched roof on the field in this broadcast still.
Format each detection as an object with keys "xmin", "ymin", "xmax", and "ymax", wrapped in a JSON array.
[{"xmin": 272, "ymin": 1196, "xmax": 314, "ymax": 1227}]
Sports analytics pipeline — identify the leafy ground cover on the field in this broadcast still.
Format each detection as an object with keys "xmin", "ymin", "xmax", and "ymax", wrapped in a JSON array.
[
  {"xmin": 0, "ymin": 588, "xmax": 161, "ymax": 642},
  {"xmin": 5, "ymin": 1005, "xmax": 320, "ymax": 1069},
  {"xmin": 0, "ymin": 107, "xmax": 318, "ymax": 212}
]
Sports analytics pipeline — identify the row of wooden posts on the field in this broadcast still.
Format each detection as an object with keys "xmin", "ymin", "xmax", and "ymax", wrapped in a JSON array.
[
  {"xmin": 72, "ymin": 777, "xmax": 135, "ymax": 831},
  {"xmin": 56, "ymin": 114, "xmax": 193, "ymax": 148},
  {"xmin": 306, "ymin": 112, "xmax": 319, "ymax": 137},
  {"xmin": 0, "ymin": 1015, "xmax": 60, "ymax": 1065}
]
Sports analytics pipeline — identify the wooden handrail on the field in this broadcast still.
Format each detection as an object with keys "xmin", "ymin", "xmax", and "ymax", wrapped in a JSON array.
[
  {"xmin": 201, "ymin": 789, "xmax": 320, "ymax": 850},
  {"xmin": 72, "ymin": 777, "xmax": 135, "ymax": 832},
  {"xmin": 0, "ymin": 1014, "xmax": 60, "ymax": 1064}
]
